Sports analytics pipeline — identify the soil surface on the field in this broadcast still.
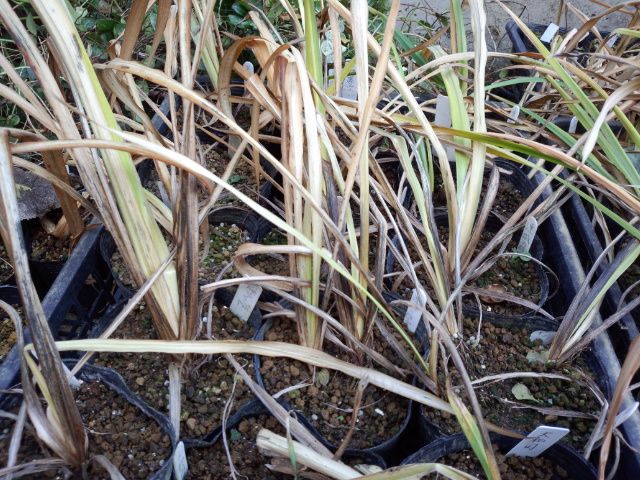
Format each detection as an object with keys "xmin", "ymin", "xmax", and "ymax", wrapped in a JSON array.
[
  {"xmin": 259, "ymin": 318, "xmax": 411, "ymax": 450},
  {"xmin": 202, "ymin": 143, "xmax": 266, "ymax": 206},
  {"xmin": 0, "ymin": 304, "xmax": 19, "ymax": 362},
  {"xmin": 0, "ymin": 380, "xmax": 172, "ymax": 479},
  {"xmin": 187, "ymin": 413, "xmax": 288, "ymax": 479},
  {"xmin": 0, "ymin": 242, "xmax": 13, "ymax": 283},
  {"xmin": 95, "ymin": 305, "xmax": 257, "ymax": 439},
  {"xmin": 424, "ymin": 444, "xmax": 576, "ymax": 479},
  {"xmin": 200, "ymin": 221, "xmax": 250, "ymax": 283},
  {"xmin": 29, "ymin": 227, "xmax": 70, "ymax": 263},
  {"xmin": 422, "ymin": 318, "xmax": 600, "ymax": 450}
]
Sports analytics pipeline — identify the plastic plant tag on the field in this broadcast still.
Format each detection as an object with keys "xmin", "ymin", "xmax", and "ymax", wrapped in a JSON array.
[
  {"xmin": 341, "ymin": 74, "xmax": 358, "ymax": 100},
  {"xmin": 404, "ymin": 287, "xmax": 427, "ymax": 333},
  {"xmin": 434, "ymin": 95, "xmax": 455, "ymax": 161},
  {"xmin": 173, "ymin": 441, "xmax": 188, "ymax": 480},
  {"xmin": 508, "ymin": 105, "xmax": 520, "ymax": 124},
  {"xmin": 517, "ymin": 216, "xmax": 538, "ymax": 258},
  {"xmin": 242, "ymin": 61, "xmax": 254, "ymax": 74},
  {"xmin": 320, "ymin": 39, "xmax": 334, "ymax": 62},
  {"xmin": 530, "ymin": 330, "xmax": 555, "ymax": 346},
  {"xmin": 540, "ymin": 23, "xmax": 559, "ymax": 43},
  {"xmin": 229, "ymin": 284, "xmax": 263, "ymax": 322},
  {"xmin": 507, "ymin": 426, "xmax": 569, "ymax": 457},
  {"xmin": 568, "ymin": 116, "xmax": 578, "ymax": 134},
  {"xmin": 434, "ymin": 94, "xmax": 452, "ymax": 127}
]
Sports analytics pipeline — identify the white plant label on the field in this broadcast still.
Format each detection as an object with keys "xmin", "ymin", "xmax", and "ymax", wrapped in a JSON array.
[
  {"xmin": 404, "ymin": 287, "xmax": 427, "ymax": 333},
  {"xmin": 341, "ymin": 74, "xmax": 358, "ymax": 101},
  {"xmin": 540, "ymin": 23, "xmax": 559, "ymax": 43},
  {"xmin": 434, "ymin": 95, "xmax": 455, "ymax": 162},
  {"xmin": 242, "ymin": 61, "xmax": 254, "ymax": 74},
  {"xmin": 173, "ymin": 441, "xmax": 188, "ymax": 480},
  {"xmin": 508, "ymin": 105, "xmax": 520, "ymax": 123},
  {"xmin": 530, "ymin": 330, "xmax": 555, "ymax": 346},
  {"xmin": 229, "ymin": 284, "xmax": 263, "ymax": 322},
  {"xmin": 517, "ymin": 216, "xmax": 538, "ymax": 256},
  {"xmin": 507, "ymin": 426, "xmax": 569, "ymax": 457},
  {"xmin": 568, "ymin": 116, "xmax": 578, "ymax": 134},
  {"xmin": 320, "ymin": 39, "xmax": 334, "ymax": 59},
  {"xmin": 434, "ymin": 94, "xmax": 452, "ymax": 127}
]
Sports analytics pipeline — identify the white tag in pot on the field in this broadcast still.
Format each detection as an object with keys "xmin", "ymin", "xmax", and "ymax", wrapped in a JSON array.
[
  {"xmin": 404, "ymin": 287, "xmax": 427, "ymax": 333},
  {"xmin": 507, "ymin": 425, "xmax": 569, "ymax": 457},
  {"xmin": 230, "ymin": 284, "xmax": 263, "ymax": 322},
  {"xmin": 173, "ymin": 441, "xmax": 188, "ymax": 480},
  {"xmin": 540, "ymin": 23, "xmax": 559, "ymax": 43},
  {"xmin": 516, "ymin": 216, "xmax": 538, "ymax": 259}
]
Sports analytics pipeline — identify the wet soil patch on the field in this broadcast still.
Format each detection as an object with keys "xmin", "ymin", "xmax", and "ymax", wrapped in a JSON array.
[
  {"xmin": 0, "ymin": 381, "xmax": 171, "ymax": 480},
  {"xmin": 95, "ymin": 306, "xmax": 256, "ymax": 439},
  {"xmin": 424, "ymin": 444, "xmax": 575, "ymax": 479},
  {"xmin": 259, "ymin": 318, "xmax": 411, "ymax": 450},
  {"xmin": 421, "ymin": 319, "xmax": 600, "ymax": 450}
]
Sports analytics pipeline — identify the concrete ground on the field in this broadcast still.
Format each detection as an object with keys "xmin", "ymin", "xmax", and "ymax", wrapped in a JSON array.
[{"xmin": 397, "ymin": 0, "xmax": 631, "ymax": 54}]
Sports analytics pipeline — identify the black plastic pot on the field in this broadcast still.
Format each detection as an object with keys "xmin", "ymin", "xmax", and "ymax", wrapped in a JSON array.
[
  {"xmin": 385, "ymin": 209, "xmax": 549, "ymax": 323},
  {"xmin": 506, "ymin": 20, "xmax": 612, "ymax": 56},
  {"xmin": 413, "ymin": 314, "xmax": 612, "ymax": 456},
  {"xmin": 504, "ymin": 21, "xmax": 613, "ymax": 101},
  {"xmin": 100, "ymin": 205, "xmax": 274, "ymax": 305},
  {"xmin": 401, "ymin": 432, "xmax": 597, "ymax": 479},
  {"xmin": 185, "ymin": 397, "xmax": 387, "ymax": 470},
  {"xmin": 251, "ymin": 319, "xmax": 414, "ymax": 463},
  {"xmin": 71, "ymin": 362, "xmax": 176, "ymax": 480},
  {"xmin": 0, "ymin": 225, "xmax": 117, "ymax": 405},
  {"xmin": 86, "ymin": 271, "xmax": 264, "ymax": 445}
]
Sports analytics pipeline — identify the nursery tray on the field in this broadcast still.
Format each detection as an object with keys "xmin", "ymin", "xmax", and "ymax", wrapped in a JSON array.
[
  {"xmin": 0, "ymin": 225, "xmax": 116, "ymax": 404},
  {"xmin": 530, "ymin": 169, "xmax": 640, "ymax": 478}
]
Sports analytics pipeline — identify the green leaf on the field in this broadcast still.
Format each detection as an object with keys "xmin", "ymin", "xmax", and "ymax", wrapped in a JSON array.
[
  {"xmin": 512, "ymin": 383, "xmax": 541, "ymax": 404},
  {"xmin": 114, "ymin": 22, "xmax": 126, "ymax": 36},
  {"xmin": 26, "ymin": 13, "xmax": 38, "ymax": 36},
  {"xmin": 228, "ymin": 14, "xmax": 245, "ymax": 26},
  {"xmin": 229, "ymin": 174, "xmax": 243, "ymax": 185},
  {"xmin": 526, "ymin": 349, "xmax": 549, "ymax": 365},
  {"xmin": 231, "ymin": 2, "xmax": 249, "ymax": 16},
  {"xmin": 96, "ymin": 19, "xmax": 117, "ymax": 33},
  {"xmin": 229, "ymin": 429, "xmax": 242, "ymax": 442}
]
